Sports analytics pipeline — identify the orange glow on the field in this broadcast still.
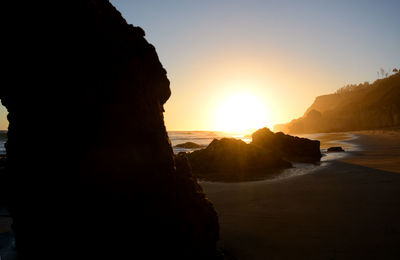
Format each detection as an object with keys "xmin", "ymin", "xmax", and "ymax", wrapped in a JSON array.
[
  {"xmin": 214, "ymin": 92, "xmax": 271, "ymax": 134},
  {"xmin": 163, "ymin": 53, "xmax": 327, "ymax": 132}
]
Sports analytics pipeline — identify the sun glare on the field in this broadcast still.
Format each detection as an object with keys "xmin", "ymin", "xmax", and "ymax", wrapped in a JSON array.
[{"xmin": 215, "ymin": 92, "xmax": 271, "ymax": 134}]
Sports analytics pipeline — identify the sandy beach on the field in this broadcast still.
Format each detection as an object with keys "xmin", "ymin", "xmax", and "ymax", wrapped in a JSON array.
[{"xmin": 202, "ymin": 130, "xmax": 400, "ymax": 259}]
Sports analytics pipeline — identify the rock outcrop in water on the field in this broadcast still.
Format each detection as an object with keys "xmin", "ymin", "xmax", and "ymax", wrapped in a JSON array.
[
  {"xmin": 1, "ymin": 1, "xmax": 219, "ymax": 259},
  {"xmin": 251, "ymin": 128, "xmax": 322, "ymax": 163},
  {"xmin": 175, "ymin": 142, "xmax": 205, "ymax": 149},
  {"xmin": 189, "ymin": 138, "xmax": 292, "ymax": 181},
  {"xmin": 327, "ymin": 146, "xmax": 345, "ymax": 152},
  {"xmin": 187, "ymin": 128, "xmax": 321, "ymax": 181}
]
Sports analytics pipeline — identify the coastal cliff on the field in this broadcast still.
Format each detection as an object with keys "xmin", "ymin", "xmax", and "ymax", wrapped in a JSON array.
[
  {"xmin": 275, "ymin": 72, "xmax": 400, "ymax": 133},
  {"xmin": 0, "ymin": 1, "xmax": 219, "ymax": 259}
]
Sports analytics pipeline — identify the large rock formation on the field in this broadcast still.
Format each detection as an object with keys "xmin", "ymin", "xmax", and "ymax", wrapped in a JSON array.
[
  {"xmin": 188, "ymin": 138, "xmax": 292, "ymax": 181},
  {"xmin": 1, "ymin": 1, "xmax": 219, "ymax": 259},
  {"xmin": 187, "ymin": 128, "xmax": 321, "ymax": 182},
  {"xmin": 251, "ymin": 128, "xmax": 322, "ymax": 163}
]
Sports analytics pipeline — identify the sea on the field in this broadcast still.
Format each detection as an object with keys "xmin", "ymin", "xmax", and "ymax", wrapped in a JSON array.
[
  {"xmin": 0, "ymin": 131, "xmax": 249, "ymax": 156},
  {"xmin": 170, "ymin": 130, "xmax": 358, "ymax": 182},
  {"xmin": 169, "ymin": 131, "xmax": 251, "ymax": 154},
  {"xmin": 0, "ymin": 130, "xmax": 356, "ymax": 177},
  {"xmin": 0, "ymin": 131, "xmax": 6, "ymax": 156}
]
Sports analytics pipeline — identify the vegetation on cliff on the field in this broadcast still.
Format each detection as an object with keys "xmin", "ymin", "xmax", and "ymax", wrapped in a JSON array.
[{"xmin": 275, "ymin": 71, "xmax": 400, "ymax": 133}]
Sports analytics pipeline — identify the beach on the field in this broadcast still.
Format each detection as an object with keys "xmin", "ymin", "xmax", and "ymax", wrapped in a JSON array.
[
  {"xmin": 202, "ymin": 130, "xmax": 400, "ymax": 259},
  {"xmin": 1, "ymin": 130, "xmax": 399, "ymax": 259}
]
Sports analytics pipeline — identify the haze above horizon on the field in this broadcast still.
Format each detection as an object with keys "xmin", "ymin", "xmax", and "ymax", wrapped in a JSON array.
[{"xmin": 0, "ymin": 0, "xmax": 399, "ymax": 131}]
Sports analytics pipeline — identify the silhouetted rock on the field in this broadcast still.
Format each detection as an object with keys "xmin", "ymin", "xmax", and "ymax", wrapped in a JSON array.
[
  {"xmin": 1, "ymin": 1, "xmax": 219, "ymax": 259},
  {"xmin": 175, "ymin": 142, "xmax": 204, "ymax": 149},
  {"xmin": 0, "ymin": 155, "xmax": 6, "ymax": 207},
  {"xmin": 327, "ymin": 146, "xmax": 345, "ymax": 152},
  {"xmin": 252, "ymin": 128, "xmax": 322, "ymax": 163},
  {"xmin": 0, "ymin": 156, "xmax": 5, "ymax": 168},
  {"xmin": 186, "ymin": 128, "xmax": 322, "ymax": 181},
  {"xmin": 188, "ymin": 138, "xmax": 292, "ymax": 182}
]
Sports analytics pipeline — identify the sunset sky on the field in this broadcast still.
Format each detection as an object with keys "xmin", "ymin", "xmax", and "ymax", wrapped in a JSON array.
[{"xmin": 0, "ymin": 0, "xmax": 399, "ymax": 131}]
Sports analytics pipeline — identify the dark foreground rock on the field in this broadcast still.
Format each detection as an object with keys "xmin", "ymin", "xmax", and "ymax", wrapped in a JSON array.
[
  {"xmin": 0, "ymin": 156, "xmax": 6, "ymax": 208},
  {"xmin": 328, "ymin": 146, "xmax": 345, "ymax": 152},
  {"xmin": 175, "ymin": 142, "xmax": 205, "ymax": 149},
  {"xmin": 0, "ymin": 155, "xmax": 5, "ymax": 168},
  {"xmin": 252, "ymin": 128, "xmax": 322, "ymax": 163},
  {"xmin": 188, "ymin": 138, "xmax": 292, "ymax": 182},
  {"xmin": 1, "ymin": 1, "xmax": 219, "ymax": 259}
]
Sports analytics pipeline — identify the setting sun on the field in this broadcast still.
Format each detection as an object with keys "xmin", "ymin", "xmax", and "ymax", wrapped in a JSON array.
[{"xmin": 215, "ymin": 92, "xmax": 270, "ymax": 133}]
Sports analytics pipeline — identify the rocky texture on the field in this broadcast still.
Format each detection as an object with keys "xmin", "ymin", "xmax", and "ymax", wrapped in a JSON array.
[
  {"xmin": 187, "ymin": 129, "xmax": 322, "ymax": 182},
  {"xmin": 1, "ymin": 1, "xmax": 219, "ymax": 259},
  {"xmin": 188, "ymin": 138, "xmax": 292, "ymax": 182},
  {"xmin": 251, "ymin": 128, "xmax": 322, "ymax": 163},
  {"xmin": 274, "ymin": 72, "xmax": 400, "ymax": 133},
  {"xmin": 175, "ymin": 142, "xmax": 205, "ymax": 149},
  {"xmin": 327, "ymin": 146, "xmax": 345, "ymax": 152}
]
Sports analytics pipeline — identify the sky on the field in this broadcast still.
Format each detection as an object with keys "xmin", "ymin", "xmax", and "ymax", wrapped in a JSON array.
[{"xmin": 0, "ymin": 0, "xmax": 399, "ymax": 131}]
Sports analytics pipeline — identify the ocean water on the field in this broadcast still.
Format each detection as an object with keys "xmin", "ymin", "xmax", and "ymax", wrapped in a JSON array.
[
  {"xmin": 0, "ymin": 131, "xmax": 250, "ymax": 156},
  {"xmin": 169, "ymin": 131, "xmax": 358, "ymax": 182},
  {"xmin": 0, "ymin": 130, "xmax": 356, "ymax": 171},
  {"xmin": 168, "ymin": 131, "xmax": 251, "ymax": 154},
  {"xmin": 0, "ymin": 131, "xmax": 6, "ymax": 156},
  {"xmin": 299, "ymin": 132, "xmax": 359, "ymax": 163},
  {"xmin": 168, "ymin": 131, "xmax": 357, "ymax": 154}
]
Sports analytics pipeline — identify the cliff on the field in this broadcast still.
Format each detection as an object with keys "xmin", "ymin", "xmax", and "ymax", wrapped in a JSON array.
[
  {"xmin": 274, "ymin": 72, "xmax": 400, "ymax": 133},
  {"xmin": 0, "ymin": 1, "xmax": 219, "ymax": 259}
]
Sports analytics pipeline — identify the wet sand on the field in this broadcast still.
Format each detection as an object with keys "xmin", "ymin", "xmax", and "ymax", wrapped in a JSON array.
[
  {"xmin": 202, "ymin": 130, "xmax": 400, "ymax": 259},
  {"xmin": 341, "ymin": 129, "xmax": 400, "ymax": 173}
]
